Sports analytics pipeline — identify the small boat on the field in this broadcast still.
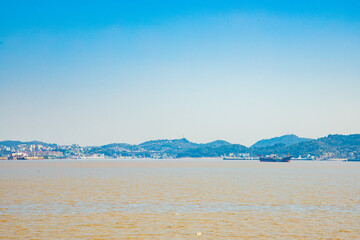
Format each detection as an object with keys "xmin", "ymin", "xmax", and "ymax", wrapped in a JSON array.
[
  {"xmin": 322, "ymin": 158, "xmax": 347, "ymax": 161},
  {"xmin": 258, "ymin": 154, "xmax": 292, "ymax": 162},
  {"xmin": 291, "ymin": 157, "xmax": 314, "ymax": 161}
]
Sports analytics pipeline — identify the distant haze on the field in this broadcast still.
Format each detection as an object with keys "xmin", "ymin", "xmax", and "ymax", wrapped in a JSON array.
[{"xmin": 1, "ymin": 1, "xmax": 359, "ymax": 147}]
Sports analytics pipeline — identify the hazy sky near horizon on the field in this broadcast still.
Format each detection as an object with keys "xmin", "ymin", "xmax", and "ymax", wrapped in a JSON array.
[{"xmin": 1, "ymin": 0, "xmax": 360, "ymax": 146}]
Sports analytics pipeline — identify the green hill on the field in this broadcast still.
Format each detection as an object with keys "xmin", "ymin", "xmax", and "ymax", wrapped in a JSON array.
[{"xmin": 251, "ymin": 134, "xmax": 312, "ymax": 148}]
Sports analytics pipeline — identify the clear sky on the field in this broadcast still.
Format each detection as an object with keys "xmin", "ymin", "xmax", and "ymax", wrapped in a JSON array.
[{"xmin": 1, "ymin": 0, "xmax": 359, "ymax": 146}]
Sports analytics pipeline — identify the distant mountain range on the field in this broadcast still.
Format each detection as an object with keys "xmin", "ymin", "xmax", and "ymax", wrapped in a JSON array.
[
  {"xmin": 251, "ymin": 134, "xmax": 312, "ymax": 148},
  {"xmin": 247, "ymin": 134, "xmax": 360, "ymax": 158},
  {"xmin": 0, "ymin": 140, "xmax": 57, "ymax": 148},
  {"xmin": 86, "ymin": 138, "xmax": 235, "ymax": 158},
  {"xmin": 1, "ymin": 134, "xmax": 359, "ymax": 159}
]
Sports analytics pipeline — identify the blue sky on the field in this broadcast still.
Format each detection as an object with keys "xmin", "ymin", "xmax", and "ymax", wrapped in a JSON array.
[{"xmin": 1, "ymin": 1, "xmax": 359, "ymax": 146}]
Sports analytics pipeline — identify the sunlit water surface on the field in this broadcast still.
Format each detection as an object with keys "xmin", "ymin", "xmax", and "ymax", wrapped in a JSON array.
[{"xmin": 0, "ymin": 159, "xmax": 359, "ymax": 239}]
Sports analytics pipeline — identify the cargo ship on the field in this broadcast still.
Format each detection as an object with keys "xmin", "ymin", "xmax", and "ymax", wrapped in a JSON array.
[
  {"xmin": 223, "ymin": 156, "xmax": 258, "ymax": 160},
  {"xmin": 223, "ymin": 157, "xmax": 246, "ymax": 160},
  {"xmin": 347, "ymin": 158, "xmax": 360, "ymax": 162},
  {"xmin": 258, "ymin": 154, "xmax": 292, "ymax": 162}
]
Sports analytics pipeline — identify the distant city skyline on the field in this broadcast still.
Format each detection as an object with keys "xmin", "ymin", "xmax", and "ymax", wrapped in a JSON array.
[{"xmin": 1, "ymin": 1, "xmax": 359, "ymax": 147}]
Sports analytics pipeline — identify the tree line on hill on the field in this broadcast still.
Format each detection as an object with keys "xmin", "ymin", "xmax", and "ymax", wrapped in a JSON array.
[{"xmin": 1, "ymin": 134, "xmax": 359, "ymax": 159}]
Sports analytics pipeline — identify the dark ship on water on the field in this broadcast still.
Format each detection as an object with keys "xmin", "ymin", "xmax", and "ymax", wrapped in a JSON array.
[{"xmin": 258, "ymin": 154, "xmax": 293, "ymax": 162}]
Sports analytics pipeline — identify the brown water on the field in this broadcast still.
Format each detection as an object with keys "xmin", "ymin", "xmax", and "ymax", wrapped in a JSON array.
[{"xmin": 0, "ymin": 159, "xmax": 359, "ymax": 239}]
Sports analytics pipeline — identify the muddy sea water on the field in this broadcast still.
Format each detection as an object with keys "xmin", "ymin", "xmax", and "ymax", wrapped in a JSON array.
[{"xmin": 0, "ymin": 159, "xmax": 359, "ymax": 239}]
